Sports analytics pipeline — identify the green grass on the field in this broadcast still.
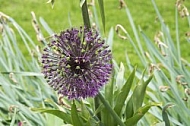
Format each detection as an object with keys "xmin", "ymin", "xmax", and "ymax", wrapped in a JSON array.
[{"xmin": 1, "ymin": 0, "xmax": 190, "ymax": 66}]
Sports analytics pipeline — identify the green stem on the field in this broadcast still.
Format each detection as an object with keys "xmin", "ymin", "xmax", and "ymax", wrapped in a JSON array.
[
  {"xmin": 97, "ymin": 93, "xmax": 125, "ymax": 126},
  {"xmin": 81, "ymin": 0, "xmax": 91, "ymax": 28}
]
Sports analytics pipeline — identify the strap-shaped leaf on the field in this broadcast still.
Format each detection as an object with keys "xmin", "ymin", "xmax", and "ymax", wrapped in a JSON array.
[
  {"xmin": 98, "ymin": 0, "xmax": 105, "ymax": 32},
  {"xmin": 132, "ymin": 75, "xmax": 153, "ymax": 112},
  {"xmin": 125, "ymin": 103, "xmax": 161, "ymax": 125},
  {"xmin": 162, "ymin": 103, "xmax": 175, "ymax": 126},
  {"xmin": 71, "ymin": 101, "xmax": 83, "ymax": 126},
  {"xmin": 114, "ymin": 67, "xmax": 136, "ymax": 116},
  {"xmin": 31, "ymin": 108, "xmax": 71, "ymax": 123},
  {"xmin": 125, "ymin": 97, "xmax": 134, "ymax": 119},
  {"xmin": 125, "ymin": 73, "xmax": 153, "ymax": 119},
  {"xmin": 81, "ymin": 0, "xmax": 91, "ymax": 28},
  {"xmin": 80, "ymin": 100, "xmax": 90, "ymax": 121},
  {"xmin": 0, "ymin": 71, "xmax": 43, "ymax": 76},
  {"xmin": 98, "ymin": 93, "xmax": 125, "ymax": 126}
]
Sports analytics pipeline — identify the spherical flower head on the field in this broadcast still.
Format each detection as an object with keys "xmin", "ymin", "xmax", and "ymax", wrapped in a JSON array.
[{"xmin": 41, "ymin": 27, "xmax": 112, "ymax": 99}]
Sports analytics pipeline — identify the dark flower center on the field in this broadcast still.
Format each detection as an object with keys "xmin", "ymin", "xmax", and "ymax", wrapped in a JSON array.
[{"xmin": 68, "ymin": 57, "xmax": 90, "ymax": 74}]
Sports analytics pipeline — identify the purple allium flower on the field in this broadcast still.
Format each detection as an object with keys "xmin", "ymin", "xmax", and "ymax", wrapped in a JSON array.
[{"xmin": 41, "ymin": 27, "xmax": 112, "ymax": 99}]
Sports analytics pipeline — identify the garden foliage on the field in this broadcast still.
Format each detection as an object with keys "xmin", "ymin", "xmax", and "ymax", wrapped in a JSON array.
[{"xmin": 0, "ymin": 0, "xmax": 190, "ymax": 126}]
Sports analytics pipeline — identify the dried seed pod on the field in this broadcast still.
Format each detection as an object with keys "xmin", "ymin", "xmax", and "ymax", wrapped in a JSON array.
[
  {"xmin": 115, "ymin": 24, "xmax": 127, "ymax": 40},
  {"xmin": 185, "ymin": 88, "xmax": 190, "ymax": 96},
  {"xmin": 9, "ymin": 72, "xmax": 18, "ymax": 84},
  {"xmin": 159, "ymin": 86, "xmax": 170, "ymax": 92}
]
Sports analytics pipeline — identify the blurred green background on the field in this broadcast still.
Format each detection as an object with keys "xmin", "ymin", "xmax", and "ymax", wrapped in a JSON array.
[{"xmin": 1, "ymin": 0, "xmax": 190, "ymax": 65}]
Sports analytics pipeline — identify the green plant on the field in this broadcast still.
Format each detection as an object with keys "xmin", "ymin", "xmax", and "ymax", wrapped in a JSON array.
[
  {"xmin": 31, "ymin": 0, "xmax": 159, "ymax": 124},
  {"xmin": 0, "ymin": 12, "xmax": 56, "ymax": 126},
  {"xmin": 1, "ymin": 0, "xmax": 190, "ymax": 125},
  {"xmin": 0, "ymin": 0, "xmax": 159, "ymax": 125},
  {"xmin": 119, "ymin": 0, "xmax": 190, "ymax": 125}
]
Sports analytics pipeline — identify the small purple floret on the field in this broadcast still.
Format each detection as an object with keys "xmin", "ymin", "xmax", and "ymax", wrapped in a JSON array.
[{"xmin": 41, "ymin": 27, "xmax": 112, "ymax": 99}]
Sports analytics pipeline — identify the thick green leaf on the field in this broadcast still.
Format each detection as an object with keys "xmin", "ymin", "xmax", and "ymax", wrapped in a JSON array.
[
  {"xmin": 31, "ymin": 108, "xmax": 71, "ymax": 124},
  {"xmin": 101, "ymin": 104, "xmax": 113, "ymax": 126},
  {"xmin": 98, "ymin": 0, "xmax": 105, "ymax": 32},
  {"xmin": 125, "ymin": 103, "xmax": 161, "ymax": 125},
  {"xmin": 98, "ymin": 93, "xmax": 125, "ymax": 126},
  {"xmin": 162, "ymin": 103, "xmax": 175, "ymax": 126},
  {"xmin": 114, "ymin": 67, "xmax": 136, "ymax": 116},
  {"xmin": 125, "ymin": 97, "xmax": 134, "ymax": 119},
  {"xmin": 71, "ymin": 101, "xmax": 83, "ymax": 126},
  {"xmin": 162, "ymin": 111, "xmax": 170, "ymax": 126},
  {"xmin": 81, "ymin": 0, "xmax": 91, "ymax": 28},
  {"xmin": 132, "ymin": 75, "xmax": 153, "ymax": 112},
  {"xmin": 80, "ymin": 100, "xmax": 90, "ymax": 121},
  {"xmin": 102, "ymin": 71, "xmax": 115, "ymax": 126},
  {"xmin": 125, "ymin": 73, "xmax": 153, "ymax": 119},
  {"xmin": 102, "ymin": 70, "xmax": 114, "ymax": 126}
]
